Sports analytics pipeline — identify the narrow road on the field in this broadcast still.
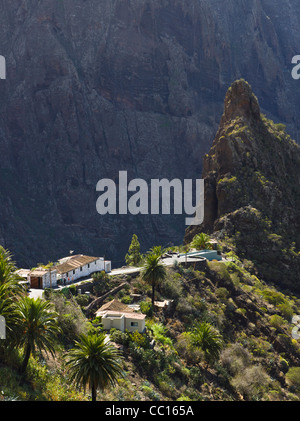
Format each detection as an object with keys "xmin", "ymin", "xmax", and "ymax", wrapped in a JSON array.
[{"xmin": 28, "ymin": 253, "xmax": 210, "ymax": 298}]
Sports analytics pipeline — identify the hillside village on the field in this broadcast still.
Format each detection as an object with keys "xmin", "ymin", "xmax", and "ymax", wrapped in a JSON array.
[
  {"xmin": 2, "ymin": 0, "xmax": 300, "ymax": 405},
  {"xmin": 2, "ymin": 78, "xmax": 300, "ymax": 401},
  {"xmin": 1, "ymin": 231, "xmax": 300, "ymax": 402},
  {"xmin": 16, "ymin": 241, "xmax": 222, "ymax": 334}
]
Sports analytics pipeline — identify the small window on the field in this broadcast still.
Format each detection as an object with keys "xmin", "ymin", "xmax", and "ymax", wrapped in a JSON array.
[
  {"xmin": 73, "ymin": 270, "xmax": 75, "ymax": 275},
  {"xmin": 88, "ymin": 264, "xmax": 90, "ymax": 268},
  {"xmin": 130, "ymin": 322, "xmax": 138, "ymax": 327},
  {"xmin": 80, "ymin": 267, "xmax": 82, "ymax": 271}
]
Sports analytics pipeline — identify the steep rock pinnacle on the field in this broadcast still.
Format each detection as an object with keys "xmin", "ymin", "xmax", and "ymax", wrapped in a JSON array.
[
  {"xmin": 223, "ymin": 79, "xmax": 261, "ymax": 123},
  {"xmin": 185, "ymin": 79, "xmax": 300, "ymax": 291}
]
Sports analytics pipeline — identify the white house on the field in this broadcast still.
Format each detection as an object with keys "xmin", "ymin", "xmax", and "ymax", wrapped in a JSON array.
[
  {"xmin": 16, "ymin": 269, "xmax": 31, "ymax": 280},
  {"xmin": 96, "ymin": 299, "xmax": 146, "ymax": 333},
  {"xmin": 54, "ymin": 254, "xmax": 111, "ymax": 284},
  {"xmin": 28, "ymin": 268, "xmax": 57, "ymax": 289},
  {"xmin": 101, "ymin": 311, "xmax": 146, "ymax": 333}
]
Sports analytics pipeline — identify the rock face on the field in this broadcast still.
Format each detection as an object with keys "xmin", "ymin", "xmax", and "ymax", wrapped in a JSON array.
[
  {"xmin": 0, "ymin": 1, "xmax": 300, "ymax": 266},
  {"xmin": 185, "ymin": 79, "xmax": 300, "ymax": 291}
]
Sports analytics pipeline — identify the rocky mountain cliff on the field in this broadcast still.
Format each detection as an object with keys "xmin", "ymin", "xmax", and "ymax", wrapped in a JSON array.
[
  {"xmin": 185, "ymin": 79, "xmax": 300, "ymax": 292},
  {"xmin": 1, "ymin": 0, "xmax": 300, "ymax": 267}
]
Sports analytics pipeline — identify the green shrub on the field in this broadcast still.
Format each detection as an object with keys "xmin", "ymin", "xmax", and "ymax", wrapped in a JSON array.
[
  {"xmin": 279, "ymin": 357, "xmax": 289, "ymax": 373},
  {"xmin": 92, "ymin": 272, "xmax": 110, "ymax": 295},
  {"xmin": 109, "ymin": 329, "xmax": 129, "ymax": 346},
  {"xmin": 269, "ymin": 314, "xmax": 286, "ymax": 330},
  {"xmin": 286, "ymin": 367, "xmax": 300, "ymax": 391},
  {"xmin": 262, "ymin": 289, "xmax": 285, "ymax": 306},
  {"xmin": 278, "ymin": 333, "xmax": 293, "ymax": 349},
  {"xmin": 220, "ymin": 343, "xmax": 251, "ymax": 376},
  {"xmin": 88, "ymin": 316, "xmax": 101, "ymax": 327},
  {"xmin": 277, "ymin": 302, "xmax": 294, "ymax": 322},
  {"xmin": 175, "ymin": 297, "xmax": 194, "ymax": 320},
  {"xmin": 140, "ymin": 301, "xmax": 153, "ymax": 317},
  {"xmin": 236, "ymin": 307, "xmax": 246, "ymax": 316},
  {"xmin": 216, "ymin": 287, "xmax": 229, "ymax": 302},
  {"xmin": 251, "ymin": 339, "xmax": 273, "ymax": 357},
  {"xmin": 275, "ymin": 123, "xmax": 286, "ymax": 132},
  {"xmin": 176, "ymin": 333, "xmax": 204, "ymax": 365},
  {"xmin": 48, "ymin": 290, "xmax": 89, "ymax": 344},
  {"xmin": 141, "ymin": 383, "xmax": 160, "ymax": 400},
  {"xmin": 75, "ymin": 293, "xmax": 90, "ymax": 307},
  {"xmin": 129, "ymin": 331, "xmax": 151, "ymax": 349},
  {"xmin": 160, "ymin": 277, "xmax": 183, "ymax": 300},
  {"xmin": 149, "ymin": 323, "xmax": 173, "ymax": 348},
  {"xmin": 129, "ymin": 345, "xmax": 162, "ymax": 374},
  {"xmin": 68, "ymin": 285, "xmax": 77, "ymax": 296},
  {"xmin": 92, "ymin": 270, "xmax": 109, "ymax": 282},
  {"xmin": 208, "ymin": 262, "xmax": 232, "ymax": 283},
  {"xmin": 188, "ymin": 366, "xmax": 204, "ymax": 388},
  {"xmin": 176, "ymin": 394, "xmax": 192, "ymax": 401},
  {"xmin": 154, "ymin": 371, "xmax": 177, "ymax": 399},
  {"xmin": 230, "ymin": 272, "xmax": 241, "ymax": 287},
  {"xmin": 231, "ymin": 365, "xmax": 271, "ymax": 400},
  {"xmin": 120, "ymin": 295, "xmax": 132, "ymax": 304}
]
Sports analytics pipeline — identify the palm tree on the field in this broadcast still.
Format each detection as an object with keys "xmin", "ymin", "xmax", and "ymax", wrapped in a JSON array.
[
  {"xmin": 191, "ymin": 233, "xmax": 212, "ymax": 251},
  {"xmin": 65, "ymin": 333, "xmax": 124, "ymax": 401},
  {"xmin": 141, "ymin": 252, "xmax": 167, "ymax": 308},
  {"xmin": 189, "ymin": 322, "xmax": 223, "ymax": 366},
  {"xmin": 0, "ymin": 247, "xmax": 24, "ymax": 296},
  {"xmin": 0, "ymin": 247, "xmax": 24, "ymax": 347},
  {"xmin": 15, "ymin": 297, "xmax": 61, "ymax": 373},
  {"xmin": 149, "ymin": 245, "xmax": 166, "ymax": 258},
  {"xmin": 0, "ymin": 284, "xmax": 17, "ymax": 341}
]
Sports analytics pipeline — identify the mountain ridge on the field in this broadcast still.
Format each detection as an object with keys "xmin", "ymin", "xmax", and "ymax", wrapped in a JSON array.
[
  {"xmin": 185, "ymin": 78, "xmax": 300, "ymax": 292},
  {"xmin": 1, "ymin": 1, "xmax": 300, "ymax": 266}
]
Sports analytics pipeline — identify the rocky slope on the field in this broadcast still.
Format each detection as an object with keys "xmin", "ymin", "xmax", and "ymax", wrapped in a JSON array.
[
  {"xmin": 1, "ymin": 0, "xmax": 300, "ymax": 266},
  {"xmin": 185, "ymin": 79, "xmax": 300, "ymax": 292},
  {"xmin": 3, "ymin": 260, "xmax": 300, "ymax": 401}
]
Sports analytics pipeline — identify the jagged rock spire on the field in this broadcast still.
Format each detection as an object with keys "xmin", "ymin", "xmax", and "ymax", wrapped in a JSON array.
[
  {"xmin": 185, "ymin": 79, "xmax": 300, "ymax": 292},
  {"xmin": 222, "ymin": 79, "xmax": 261, "ymax": 123}
]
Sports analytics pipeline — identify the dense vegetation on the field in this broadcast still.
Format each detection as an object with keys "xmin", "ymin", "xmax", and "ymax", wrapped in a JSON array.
[{"xmin": 1, "ymin": 235, "xmax": 300, "ymax": 402}]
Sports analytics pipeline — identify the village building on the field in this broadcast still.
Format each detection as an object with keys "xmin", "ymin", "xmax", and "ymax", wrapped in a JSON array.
[
  {"xmin": 28, "ymin": 268, "xmax": 57, "ymax": 289},
  {"xmin": 54, "ymin": 254, "xmax": 111, "ymax": 285},
  {"xmin": 16, "ymin": 269, "xmax": 31, "ymax": 280},
  {"xmin": 154, "ymin": 299, "xmax": 173, "ymax": 310},
  {"xmin": 96, "ymin": 299, "xmax": 146, "ymax": 333},
  {"xmin": 26, "ymin": 254, "xmax": 111, "ymax": 290},
  {"xmin": 186, "ymin": 249, "xmax": 222, "ymax": 261}
]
